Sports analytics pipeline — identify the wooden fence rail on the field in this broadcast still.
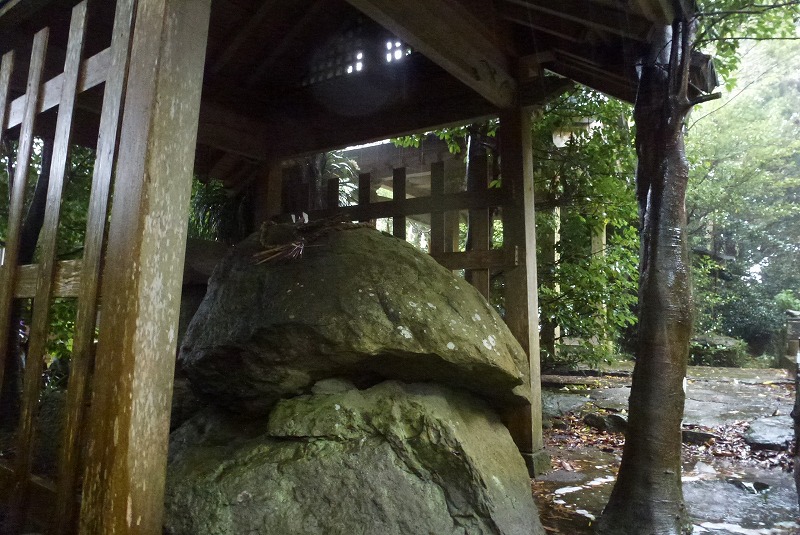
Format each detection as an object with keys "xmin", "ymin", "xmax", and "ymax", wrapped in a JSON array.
[{"xmin": 282, "ymin": 155, "xmax": 518, "ymax": 295}]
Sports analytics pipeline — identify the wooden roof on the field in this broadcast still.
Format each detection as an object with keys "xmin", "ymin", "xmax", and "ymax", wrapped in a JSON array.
[{"xmin": 0, "ymin": 0, "xmax": 686, "ymax": 188}]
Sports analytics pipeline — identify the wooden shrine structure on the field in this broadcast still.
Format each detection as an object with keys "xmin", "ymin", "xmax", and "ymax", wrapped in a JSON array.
[{"xmin": 0, "ymin": 0, "xmax": 697, "ymax": 532}]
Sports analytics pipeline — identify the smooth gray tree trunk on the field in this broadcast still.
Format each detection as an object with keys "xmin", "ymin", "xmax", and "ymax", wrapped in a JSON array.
[{"xmin": 596, "ymin": 19, "xmax": 695, "ymax": 535}]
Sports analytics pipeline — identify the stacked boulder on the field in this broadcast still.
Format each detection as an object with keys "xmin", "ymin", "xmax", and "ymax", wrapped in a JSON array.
[{"xmin": 167, "ymin": 223, "xmax": 544, "ymax": 535}]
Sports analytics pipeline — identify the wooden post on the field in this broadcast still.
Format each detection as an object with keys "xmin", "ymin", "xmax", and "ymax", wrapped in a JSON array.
[
  {"xmin": 326, "ymin": 177, "xmax": 340, "ymax": 210},
  {"xmin": 79, "ymin": 0, "xmax": 210, "ymax": 533},
  {"xmin": 392, "ymin": 167, "xmax": 407, "ymax": 239},
  {"xmin": 499, "ymin": 106, "xmax": 548, "ymax": 476},
  {"xmin": 251, "ymin": 161, "xmax": 283, "ymax": 227},
  {"xmin": 358, "ymin": 172, "xmax": 371, "ymax": 224},
  {"xmin": 466, "ymin": 150, "xmax": 490, "ymax": 298},
  {"xmin": 55, "ymin": 2, "xmax": 135, "ymax": 530},
  {"xmin": 429, "ymin": 161, "xmax": 445, "ymax": 255}
]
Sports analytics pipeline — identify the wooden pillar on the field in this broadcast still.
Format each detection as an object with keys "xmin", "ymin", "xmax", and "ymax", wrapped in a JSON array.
[
  {"xmin": 466, "ymin": 150, "xmax": 490, "ymax": 297},
  {"xmin": 252, "ymin": 161, "xmax": 283, "ymax": 226},
  {"xmin": 392, "ymin": 167, "xmax": 407, "ymax": 239},
  {"xmin": 79, "ymin": 0, "xmax": 210, "ymax": 533},
  {"xmin": 499, "ymin": 106, "xmax": 548, "ymax": 476},
  {"xmin": 429, "ymin": 161, "xmax": 445, "ymax": 255}
]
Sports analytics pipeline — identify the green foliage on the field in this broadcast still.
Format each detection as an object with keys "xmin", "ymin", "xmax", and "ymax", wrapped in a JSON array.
[
  {"xmin": 695, "ymin": 1, "xmax": 800, "ymax": 88},
  {"xmin": 689, "ymin": 334, "xmax": 750, "ymax": 367},
  {"xmin": 775, "ymin": 289, "xmax": 800, "ymax": 312},
  {"xmin": 393, "ymin": 121, "xmax": 498, "ymax": 155},
  {"xmin": 687, "ymin": 38, "xmax": 800, "ymax": 355},
  {"xmin": 530, "ymin": 87, "xmax": 639, "ymax": 368},
  {"xmin": 0, "ymin": 143, "xmax": 94, "ymax": 368},
  {"xmin": 187, "ymin": 178, "xmax": 251, "ymax": 243}
]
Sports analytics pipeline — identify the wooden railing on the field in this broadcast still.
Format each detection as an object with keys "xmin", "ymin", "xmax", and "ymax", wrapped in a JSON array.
[
  {"xmin": 281, "ymin": 156, "xmax": 521, "ymax": 299},
  {"xmin": 0, "ymin": 1, "xmax": 133, "ymax": 532}
]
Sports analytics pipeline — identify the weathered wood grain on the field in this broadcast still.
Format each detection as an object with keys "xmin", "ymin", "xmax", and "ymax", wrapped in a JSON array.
[
  {"xmin": 12, "ymin": 7, "xmax": 87, "ymax": 526},
  {"xmin": 54, "ymin": 0, "xmax": 137, "ymax": 531},
  {"xmin": 0, "ymin": 25, "xmax": 49, "ymax": 534},
  {"xmin": 79, "ymin": 0, "xmax": 211, "ymax": 532},
  {"xmin": 499, "ymin": 107, "xmax": 544, "ymax": 471}
]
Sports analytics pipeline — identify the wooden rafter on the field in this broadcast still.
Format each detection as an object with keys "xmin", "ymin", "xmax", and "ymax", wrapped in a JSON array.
[
  {"xmin": 501, "ymin": 0, "xmax": 653, "ymax": 42},
  {"xmin": 207, "ymin": 0, "xmax": 280, "ymax": 76},
  {"xmin": 499, "ymin": 5, "xmax": 589, "ymax": 43},
  {"xmin": 345, "ymin": 0, "xmax": 516, "ymax": 108},
  {"xmin": 245, "ymin": 0, "xmax": 328, "ymax": 87}
]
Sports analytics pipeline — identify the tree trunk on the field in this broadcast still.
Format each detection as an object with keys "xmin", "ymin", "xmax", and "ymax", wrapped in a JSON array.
[
  {"xmin": 596, "ymin": 20, "xmax": 695, "ymax": 535},
  {"xmin": 793, "ymin": 353, "xmax": 800, "ymax": 510}
]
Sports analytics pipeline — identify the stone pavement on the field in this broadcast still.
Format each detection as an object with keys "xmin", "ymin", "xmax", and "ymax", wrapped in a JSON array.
[{"xmin": 535, "ymin": 365, "xmax": 798, "ymax": 534}]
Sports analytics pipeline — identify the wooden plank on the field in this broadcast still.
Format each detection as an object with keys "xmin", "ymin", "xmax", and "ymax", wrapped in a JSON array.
[
  {"xmin": 0, "ymin": 27, "xmax": 47, "ymax": 435},
  {"xmin": 79, "ymin": 0, "xmax": 211, "ymax": 531},
  {"xmin": 54, "ymin": 0, "xmax": 137, "ymax": 531},
  {"xmin": 264, "ymin": 162, "xmax": 283, "ymax": 220},
  {"xmin": 392, "ymin": 167, "xmax": 406, "ymax": 239},
  {"xmin": 498, "ymin": 5, "xmax": 588, "ymax": 43},
  {"xmin": 499, "ymin": 106, "xmax": 545, "ymax": 473},
  {"xmin": 199, "ymin": 74, "xmax": 571, "ymax": 163},
  {"xmin": 0, "ymin": 48, "xmax": 15, "ymax": 409},
  {"xmin": 0, "ymin": 50, "xmax": 13, "ymax": 144},
  {"xmin": 502, "ymin": 0, "xmax": 653, "ymax": 41},
  {"xmin": 431, "ymin": 247, "xmax": 518, "ymax": 271},
  {"xmin": 345, "ymin": 0, "xmax": 515, "ymax": 108},
  {"xmin": 429, "ymin": 161, "xmax": 445, "ymax": 255},
  {"xmin": 10, "ymin": 8, "xmax": 87, "ymax": 527},
  {"xmin": 326, "ymin": 177, "xmax": 339, "ymax": 210},
  {"xmin": 310, "ymin": 186, "xmax": 509, "ymax": 223},
  {"xmin": 357, "ymin": 172, "xmax": 371, "ymax": 223},
  {"xmin": 466, "ymin": 152, "xmax": 490, "ymax": 297},
  {"xmin": 5, "ymin": 47, "xmax": 110, "ymax": 131},
  {"xmin": 0, "ymin": 27, "xmax": 49, "ymax": 532},
  {"xmin": 15, "ymin": 260, "xmax": 82, "ymax": 298}
]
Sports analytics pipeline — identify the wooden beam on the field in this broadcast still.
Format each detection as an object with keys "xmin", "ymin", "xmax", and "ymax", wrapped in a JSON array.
[
  {"xmin": 345, "ymin": 0, "xmax": 516, "ymax": 108},
  {"xmin": 466, "ymin": 151, "xmax": 490, "ymax": 297},
  {"xmin": 197, "ymin": 100, "xmax": 271, "ymax": 159},
  {"xmin": 14, "ymin": 261, "xmax": 82, "ymax": 299},
  {"xmin": 502, "ymin": 0, "xmax": 653, "ymax": 42},
  {"xmin": 245, "ymin": 0, "xmax": 328, "ymax": 87},
  {"xmin": 432, "ymin": 247, "xmax": 518, "ymax": 271},
  {"xmin": 4, "ymin": 46, "xmax": 110, "ymax": 130},
  {"xmin": 79, "ymin": 0, "xmax": 210, "ymax": 532},
  {"xmin": 499, "ymin": 4, "xmax": 588, "ymax": 43},
  {"xmin": 392, "ymin": 167, "xmax": 406, "ymax": 239},
  {"xmin": 429, "ymin": 161, "xmax": 445, "ymax": 256},
  {"xmin": 306, "ymin": 186, "xmax": 509, "ymax": 222},
  {"xmin": 268, "ymin": 73, "xmax": 571, "ymax": 159},
  {"xmin": 499, "ymin": 106, "xmax": 546, "ymax": 476},
  {"xmin": 207, "ymin": 0, "xmax": 279, "ymax": 76}
]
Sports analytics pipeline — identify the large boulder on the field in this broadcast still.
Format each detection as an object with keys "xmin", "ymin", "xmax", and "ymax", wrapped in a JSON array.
[
  {"xmin": 180, "ymin": 224, "xmax": 529, "ymax": 413},
  {"xmin": 164, "ymin": 381, "xmax": 544, "ymax": 535}
]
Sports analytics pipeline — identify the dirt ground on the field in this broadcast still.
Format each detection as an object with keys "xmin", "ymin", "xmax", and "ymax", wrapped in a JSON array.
[{"xmin": 533, "ymin": 364, "xmax": 798, "ymax": 535}]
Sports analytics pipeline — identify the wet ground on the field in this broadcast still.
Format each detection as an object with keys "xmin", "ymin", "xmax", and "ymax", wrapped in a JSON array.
[{"xmin": 533, "ymin": 365, "xmax": 799, "ymax": 534}]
